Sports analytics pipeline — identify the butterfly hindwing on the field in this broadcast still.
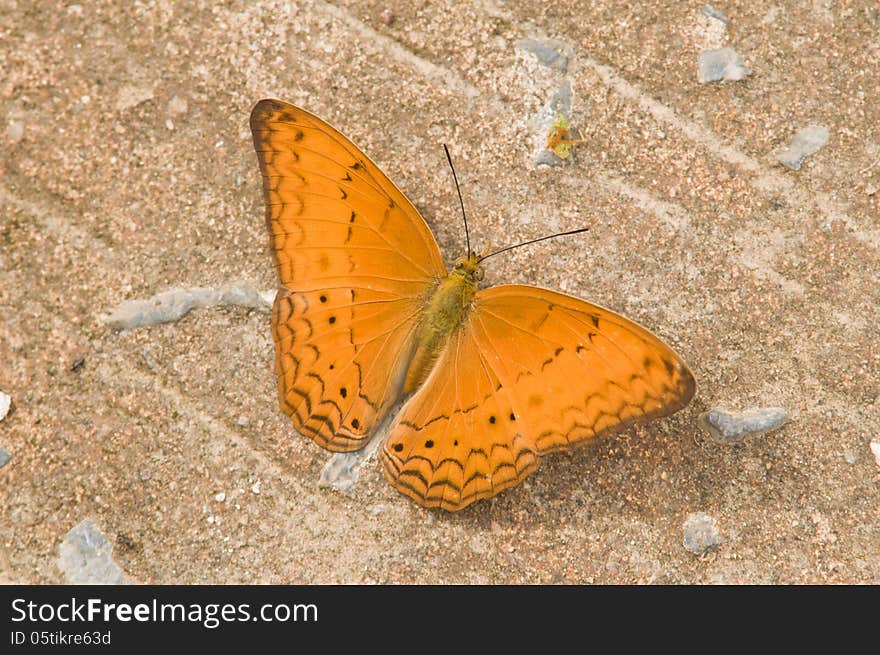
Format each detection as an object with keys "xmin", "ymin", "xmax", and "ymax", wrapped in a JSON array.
[
  {"xmin": 251, "ymin": 100, "xmax": 446, "ymax": 450},
  {"xmin": 271, "ymin": 287, "xmax": 424, "ymax": 451},
  {"xmin": 381, "ymin": 285, "xmax": 695, "ymax": 510}
]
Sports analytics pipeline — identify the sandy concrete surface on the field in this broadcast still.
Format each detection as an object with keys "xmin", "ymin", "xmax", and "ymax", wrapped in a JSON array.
[{"xmin": 1, "ymin": 1, "xmax": 878, "ymax": 583}]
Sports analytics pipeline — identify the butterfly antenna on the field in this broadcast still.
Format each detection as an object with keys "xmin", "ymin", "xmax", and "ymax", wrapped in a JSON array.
[
  {"xmin": 478, "ymin": 227, "xmax": 591, "ymax": 262},
  {"xmin": 443, "ymin": 144, "xmax": 471, "ymax": 256}
]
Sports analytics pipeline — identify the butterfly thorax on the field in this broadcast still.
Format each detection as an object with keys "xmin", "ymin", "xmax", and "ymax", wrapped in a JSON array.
[{"xmin": 402, "ymin": 254, "xmax": 484, "ymax": 394}]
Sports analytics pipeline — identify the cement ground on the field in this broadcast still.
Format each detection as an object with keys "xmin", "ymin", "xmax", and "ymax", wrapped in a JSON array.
[{"xmin": 1, "ymin": 1, "xmax": 878, "ymax": 583}]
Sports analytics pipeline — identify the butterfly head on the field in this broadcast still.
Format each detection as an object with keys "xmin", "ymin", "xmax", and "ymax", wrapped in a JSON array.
[{"xmin": 451, "ymin": 252, "xmax": 485, "ymax": 283}]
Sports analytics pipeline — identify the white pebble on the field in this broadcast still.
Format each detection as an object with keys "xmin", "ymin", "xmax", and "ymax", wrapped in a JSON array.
[
  {"xmin": 251, "ymin": 482, "xmax": 261, "ymax": 494},
  {"xmin": 0, "ymin": 390, "xmax": 10, "ymax": 421},
  {"xmin": 870, "ymin": 440, "xmax": 880, "ymax": 469},
  {"xmin": 683, "ymin": 513, "xmax": 722, "ymax": 555},
  {"xmin": 214, "ymin": 492, "xmax": 226, "ymax": 503},
  {"xmin": 7, "ymin": 121, "xmax": 24, "ymax": 144}
]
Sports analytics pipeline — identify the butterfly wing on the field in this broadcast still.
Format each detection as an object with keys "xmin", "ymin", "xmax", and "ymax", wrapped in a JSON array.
[
  {"xmin": 380, "ymin": 284, "xmax": 695, "ymax": 510},
  {"xmin": 251, "ymin": 99, "xmax": 446, "ymax": 451}
]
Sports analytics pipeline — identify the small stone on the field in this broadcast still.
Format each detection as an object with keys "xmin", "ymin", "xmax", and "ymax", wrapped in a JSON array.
[
  {"xmin": 165, "ymin": 119, "xmax": 174, "ymax": 130},
  {"xmin": 57, "ymin": 519, "xmax": 133, "ymax": 584},
  {"xmin": 683, "ymin": 513, "xmax": 722, "ymax": 555},
  {"xmin": 236, "ymin": 415, "xmax": 250, "ymax": 427},
  {"xmin": 866, "ymin": 184, "xmax": 878, "ymax": 196},
  {"xmin": 0, "ymin": 390, "xmax": 10, "ymax": 421},
  {"xmin": 320, "ymin": 430, "xmax": 385, "ymax": 490},
  {"xmin": 517, "ymin": 38, "xmax": 574, "ymax": 72},
  {"xmin": 366, "ymin": 504, "xmax": 387, "ymax": 516},
  {"xmin": 103, "ymin": 285, "xmax": 272, "ymax": 331},
  {"xmin": 700, "ymin": 407, "xmax": 789, "ymax": 444},
  {"xmin": 379, "ymin": 9, "xmax": 394, "ymax": 25},
  {"xmin": 138, "ymin": 468, "xmax": 152, "ymax": 481},
  {"xmin": 870, "ymin": 440, "xmax": 880, "ymax": 469},
  {"xmin": 207, "ymin": 515, "xmax": 215, "ymax": 524},
  {"xmin": 773, "ymin": 125, "xmax": 829, "ymax": 170},
  {"xmin": 250, "ymin": 481, "xmax": 261, "ymax": 494},
  {"xmin": 6, "ymin": 121, "xmax": 24, "ymax": 143},
  {"xmin": 0, "ymin": 448, "xmax": 11, "ymax": 468},
  {"xmin": 214, "ymin": 492, "xmax": 226, "ymax": 503},
  {"xmin": 698, "ymin": 46, "xmax": 749, "ymax": 83},
  {"xmin": 701, "ymin": 4, "xmax": 729, "ymax": 23},
  {"xmin": 844, "ymin": 448, "xmax": 858, "ymax": 465}
]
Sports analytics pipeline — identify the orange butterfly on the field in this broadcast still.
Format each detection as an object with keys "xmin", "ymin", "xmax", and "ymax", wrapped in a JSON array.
[{"xmin": 250, "ymin": 99, "xmax": 696, "ymax": 511}]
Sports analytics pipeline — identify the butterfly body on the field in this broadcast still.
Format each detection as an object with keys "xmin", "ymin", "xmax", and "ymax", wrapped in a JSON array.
[
  {"xmin": 251, "ymin": 99, "xmax": 696, "ymax": 511},
  {"xmin": 404, "ymin": 253, "xmax": 483, "ymax": 393}
]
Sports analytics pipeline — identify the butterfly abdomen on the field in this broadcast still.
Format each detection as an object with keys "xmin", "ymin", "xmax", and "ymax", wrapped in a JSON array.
[{"xmin": 403, "ymin": 266, "xmax": 478, "ymax": 394}]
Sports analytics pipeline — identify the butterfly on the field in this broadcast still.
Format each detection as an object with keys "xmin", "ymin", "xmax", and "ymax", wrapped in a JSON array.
[{"xmin": 250, "ymin": 99, "xmax": 696, "ymax": 511}]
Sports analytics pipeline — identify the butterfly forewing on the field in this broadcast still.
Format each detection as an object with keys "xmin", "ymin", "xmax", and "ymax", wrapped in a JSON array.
[{"xmin": 251, "ymin": 100, "xmax": 446, "ymax": 451}]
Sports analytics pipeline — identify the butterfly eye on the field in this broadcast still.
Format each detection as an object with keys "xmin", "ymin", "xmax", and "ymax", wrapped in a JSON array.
[{"xmin": 473, "ymin": 268, "xmax": 485, "ymax": 281}]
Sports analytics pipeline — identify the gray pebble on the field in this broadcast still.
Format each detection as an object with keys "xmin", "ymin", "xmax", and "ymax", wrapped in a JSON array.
[
  {"xmin": 320, "ymin": 440, "xmax": 379, "ymax": 491},
  {"xmin": 683, "ymin": 513, "xmax": 722, "ymax": 555},
  {"xmin": 702, "ymin": 4, "xmax": 729, "ymax": 23},
  {"xmin": 0, "ymin": 448, "xmax": 11, "ymax": 468},
  {"xmin": 516, "ymin": 38, "xmax": 574, "ymax": 72},
  {"xmin": 57, "ymin": 519, "xmax": 133, "ymax": 584},
  {"xmin": 843, "ymin": 448, "xmax": 858, "ymax": 465},
  {"xmin": 701, "ymin": 407, "xmax": 789, "ymax": 444},
  {"xmin": 320, "ymin": 419, "xmax": 390, "ymax": 490},
  {"xmin": 773, "ymin": 125, "xmax": 829, "ymax": 170},
  {"xmin": 698, "ymin": 46, "xmax": 749, "ymax": 83},
  {"xmin": 236, "ymin": 415, "xmax": 250, "ymax": 427},
  {"xmin": 103, "ymin": 285, "xmax": 273, "ymax": 331}
]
